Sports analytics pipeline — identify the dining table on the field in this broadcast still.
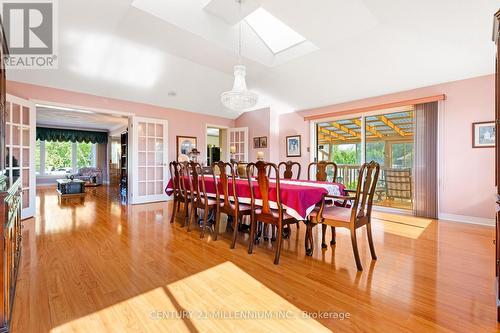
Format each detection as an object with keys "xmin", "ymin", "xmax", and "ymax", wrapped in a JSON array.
[{"xmin": 165, "ymin": 176, "xmax": 345, "ymax": 221}]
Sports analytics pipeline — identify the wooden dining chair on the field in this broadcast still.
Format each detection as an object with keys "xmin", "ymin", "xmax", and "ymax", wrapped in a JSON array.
[
  {"xmin": 307, "ymin": 161, "xmax": 338, "ymax": 182},
  {"xmin": 277, "ymin": 161, "xmax": 301, "ymax": 180},
  {"xmin": 305, "ymin": 161, "xmax": 380, "ymax": 271},
  {"xmin": 175, "ymin": 161, "xmax": 192, "ymax": 226},
  {"xmin": 212, "ymin": 161, "xmax": 252, "ymax": 248},
  {"xmin": 186, "ymin": 161, "xmax": 218, "ymax": 238},
  {"xmin": 247, "ymin": 161, "xmax": 299, "ymax": 264},
  {"xmin": 169, "ymin": 161, "xmax": 181, "ymax": 224}
]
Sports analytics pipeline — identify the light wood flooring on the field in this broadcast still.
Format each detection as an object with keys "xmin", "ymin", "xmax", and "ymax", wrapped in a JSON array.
[{"xmin": 10, "ymin": 185, "xmax": 499, "ymax": 332}]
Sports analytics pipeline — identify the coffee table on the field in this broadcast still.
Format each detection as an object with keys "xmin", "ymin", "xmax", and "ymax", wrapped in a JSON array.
[{"xmin": 56, "ymin": 179, "xmax": 86, "ymax": 202}]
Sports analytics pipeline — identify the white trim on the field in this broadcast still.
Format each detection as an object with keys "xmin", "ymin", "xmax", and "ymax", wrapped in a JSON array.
[
  {"xmin": 438, "ymin": 213, "xmax": 495, "ymax": 226},
  {"xmin": 227, "ymin": 127, "xmax": 249, "ymax": 162},
  {"xmin": 31, "ymin": 99, "xmax": 135, "ymax": 117}
]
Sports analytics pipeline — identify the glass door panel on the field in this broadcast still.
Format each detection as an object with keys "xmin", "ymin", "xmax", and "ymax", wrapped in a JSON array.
[
  {"xmin": 228, "ymin": 127, "xmax": 248, "ymax": 162},
  {"xmin": 364, "ymin": 110, "xmax": 415, "ymax": 210},
  {"xmin": 6, "ymin": 95, "xmax": 35, "ymax": 219},
  {"xmin": 316, "ymin": 117, "xmax": 362, "ymax": 187},
  {"xmin": 131, "ymin": 117, "xmax": 168, "ymax": 204}
]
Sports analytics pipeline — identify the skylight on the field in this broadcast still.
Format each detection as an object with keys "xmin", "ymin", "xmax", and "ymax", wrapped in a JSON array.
[{"xmin": 245, "ymin": 8, "xmax": 306, "ymax": 54}]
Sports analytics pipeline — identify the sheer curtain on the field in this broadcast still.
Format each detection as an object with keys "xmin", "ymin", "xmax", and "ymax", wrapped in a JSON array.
[{"xmin": 413, "ymin": 102, "xmax": 438, "ymax": 218}]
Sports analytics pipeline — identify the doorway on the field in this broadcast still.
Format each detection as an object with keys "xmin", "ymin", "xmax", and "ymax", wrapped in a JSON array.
[{"xmin": 206, "ymin": 125, "xmax": 228, "ymax": 165}]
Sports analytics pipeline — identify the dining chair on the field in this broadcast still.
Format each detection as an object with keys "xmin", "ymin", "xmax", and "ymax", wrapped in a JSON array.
[
  {"xmin": 307, "ymin": 161, "xmax": 338, "ymax": 182},
  {"xmin": 277, "ymin": 161, "xmax": 302, "ymax": 180},
  {"xmin": 175, "ymin": 161, "xmax": 192, "ymax": 226},
  {"xmin": 168, "ymin": 161, "xmax": 181, "ymax": 224},
  {"xmin": 212, "ymin": 161, "xmax": 252, "ymax": 248},
  {"xmin": 186, "ymin": 161, "xmax": 218, "ymax": 238},
  {"xmin": 305, "ymin": 161, "xmax": 380, "ymax": 271},
  {"xmin": 247, "ymin": 161, "xmax": 299, "ymax": 264}
]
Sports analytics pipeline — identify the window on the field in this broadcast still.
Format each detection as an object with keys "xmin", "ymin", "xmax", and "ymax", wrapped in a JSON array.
[
  {"xmin": 315, "ymin": 110, "xmax": 415, "ymax": 210},
  {"xmin": 44, "ymin": 141, "xmax": 73, "ymax": 175},
  {"xmin": 36, "ymin": 140, "xmax": 97, "ymax": 176},
  {"xmin": 245, "ymin": 8, "xmax": 306, "ymax": 54}
]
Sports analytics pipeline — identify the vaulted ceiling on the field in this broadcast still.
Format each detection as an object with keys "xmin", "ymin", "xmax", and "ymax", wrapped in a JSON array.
[{"xmin": 8, "ymin": 0, "xmax": 498, "ymax": 119}]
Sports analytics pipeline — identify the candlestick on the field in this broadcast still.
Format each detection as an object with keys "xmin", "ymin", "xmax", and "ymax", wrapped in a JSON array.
[{"xmin": 257, "ymin": 151, "xmax": 264, "ymax": 161}]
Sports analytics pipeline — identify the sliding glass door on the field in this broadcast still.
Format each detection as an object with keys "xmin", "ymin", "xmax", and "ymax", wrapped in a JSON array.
[
  {"xmin": 315, "ymin": 108, "xmax": 415, "ymax": 211},
  {"xmin": 364, "ymin": 111, "xmax": 414, "ymax": 210}
]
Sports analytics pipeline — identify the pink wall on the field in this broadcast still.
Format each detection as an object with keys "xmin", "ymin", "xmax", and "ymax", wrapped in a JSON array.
[
  {"xmin": 279, "ymin": 74, "xmax": 495, "ymax": 220},
  {"xmin": 235, "ymin": 107, "xmax": 271, "ymax": 161},
  {"xmin": 7, "ymin": 81, "xmax": 234, "ymax": 164}
]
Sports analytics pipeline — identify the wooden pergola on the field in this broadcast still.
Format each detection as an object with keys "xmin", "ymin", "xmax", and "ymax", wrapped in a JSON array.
[{"xmin": 317, "ymin": 111, "xmax": 414, "ymax": 146}]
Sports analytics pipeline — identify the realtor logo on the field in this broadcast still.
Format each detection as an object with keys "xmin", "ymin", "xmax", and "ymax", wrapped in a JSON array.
[{"xmin": 1, "ymin": 0, "xmax": 58, "ymax": 68}]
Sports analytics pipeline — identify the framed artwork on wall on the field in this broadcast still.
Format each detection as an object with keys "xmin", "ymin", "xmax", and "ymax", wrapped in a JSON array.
[
  {"xmin": 176, "ymin": 136, "xmax": 197, "ymax": 157},
  {"xmin": 472, "ymin": 121, "xmax": 495, "ymax": 148},
  {"xmin": 253, "ymin": 137, "xmax": 260, "ymax": 149},
  {"xmin": 259, "ymin": 136, "xmax": 268, "ymax": 148},
  {"xmin": 286, "ymin": 135, "xmax": 301, "ymax": 157}
]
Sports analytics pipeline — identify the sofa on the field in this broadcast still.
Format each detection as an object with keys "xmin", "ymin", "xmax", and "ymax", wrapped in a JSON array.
[{"xmin": 73, "ymin": 167, "xmax": 103, "ymax": 185}]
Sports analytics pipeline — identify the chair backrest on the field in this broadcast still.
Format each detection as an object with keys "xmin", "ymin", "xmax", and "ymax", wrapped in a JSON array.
[
  {"xmin": 278, "ymin": 161, "xmax": 301, "ymax": 180},
  {"xmin": 186, "ymin": 161, "xmax": 209, "ymax": 203},
  {"xmin": 177, "ymin": 161, "xmax": 190, "ymax": 197},
  {"xmin": 212, "ymin": 161, "xmax": 239, "ymax": 212},
  {"xmin": 384, "ymin": 168, "xmax": 412, "ymax": 200},
  {"xmin": 168, "ymin": 161, "xmax": 180, "ymax": 195},
  {"xmin": 247, "ymin": 161, "xmax": 283, "ymax": 221},
  {"xmin": 351, "ymin": 161, "xmax": 380, "ymax": 220},
  {"xmin": 307, "ymin": 161, "xmax": 338, "ymax": 182}
]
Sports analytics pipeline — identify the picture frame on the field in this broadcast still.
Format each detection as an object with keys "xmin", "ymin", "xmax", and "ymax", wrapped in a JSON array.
[
  {"xmin": 259, "ymin": 136, "xmax": 268, "ymax": 148},
  {"xmin": 472, "ymin": 121, "xmax": 495, "ymax": 148},
  {"xmin": 286, "ymin": 135, "xmax": 301, "ymax": 157},
  {"xmin": 253, "ymin": 137, "xmax": 260, "ymax": 149},
  {"xmin": 176, "ymin": 136, "xmax": 197, "ymax": 157}
]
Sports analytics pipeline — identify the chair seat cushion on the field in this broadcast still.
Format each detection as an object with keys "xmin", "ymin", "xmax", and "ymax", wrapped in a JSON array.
[
  {"xmin": 219, "ymin": 201, "xmax": 252, "ymax": 213},
  {"xmin": 255, "ymin": 208, "xmax": 295, "ymax": 221},
  {"xmin": 309, "ymin": 206, "xmax": 351, "ymax": 223},
  {"xmin": 194, "ymin": 197, "xmax": 217, "ymax": 206}
]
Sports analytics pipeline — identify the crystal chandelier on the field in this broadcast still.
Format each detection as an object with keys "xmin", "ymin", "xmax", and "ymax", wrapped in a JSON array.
[{"xmin": 221, "ymin": 0, "xmax": 258, "ymax": 111}]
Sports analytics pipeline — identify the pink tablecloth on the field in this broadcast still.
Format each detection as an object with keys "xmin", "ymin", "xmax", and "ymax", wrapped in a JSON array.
[{"xmin": 165, "ymin": 177, "xmax": 345, "ymax": 220}]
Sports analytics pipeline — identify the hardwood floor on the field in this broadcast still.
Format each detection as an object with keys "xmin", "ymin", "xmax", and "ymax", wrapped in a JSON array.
[{"xmin": 11, "ymin": 185, "xmax": 499, "ymax": 332}]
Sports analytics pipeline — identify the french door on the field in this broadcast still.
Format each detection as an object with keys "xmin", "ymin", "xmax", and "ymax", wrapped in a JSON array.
[
  {"xmin": 228, "ymin": 127, "xmax": 248, "ymax": 162},
  {"xmin": 6, "ymin": 94, "xmax": 35, "ymax": 219},
  {"xmin": 131, "ymin": 116, "xmax": 168, "ymax": 204}
]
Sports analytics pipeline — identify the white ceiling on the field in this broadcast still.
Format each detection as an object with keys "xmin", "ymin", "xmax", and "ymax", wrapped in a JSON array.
[
  {"xmin": 8, "ymin": 0, "xmax": 499, "ymax": 119},
  {"xmin": 36, "ymin": 106, "xmax": 128, "ymax": 131}
]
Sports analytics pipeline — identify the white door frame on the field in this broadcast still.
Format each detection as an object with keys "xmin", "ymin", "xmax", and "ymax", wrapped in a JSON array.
[{"xmin": 130, "ymin": 116, "xmax": 169, "ymax": 204}]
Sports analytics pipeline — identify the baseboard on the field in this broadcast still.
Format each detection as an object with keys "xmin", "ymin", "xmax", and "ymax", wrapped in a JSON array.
[{"xmin": 438, "ymin": 213, "xmax": 495, "ymax": 226}]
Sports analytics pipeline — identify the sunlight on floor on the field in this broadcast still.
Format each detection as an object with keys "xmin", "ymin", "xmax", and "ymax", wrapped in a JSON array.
[
  {"xmin": 373, "ymin": 211, "xmax": 434, "ymax": 239},
  {"xmin": 50, "ymin": 262, "xmax": 330, "ymax": 333}
]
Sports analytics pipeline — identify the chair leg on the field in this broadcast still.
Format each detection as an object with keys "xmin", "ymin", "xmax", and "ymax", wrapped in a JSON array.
[
  {"xmin": 321, "ymin": 224, "xmax": 327, "ymax": 249},
  {"xmin": 187, "ymin": 204, "xmax": 195, "ymax": 232},
  {"xmin": 200, "ymin": 207, "xmax": 209, "ymax": 239},
  {"xmin": 248, "ymin": 214, "xmax": 256, "ymax": 254},
  {"xmin": 330, "ymin": 226, "xmax": 336, "ymax": 245},
  {"xmin": 274, "ymin": 226, "xmax": 283, "ymax": 265},
  {"xmin": 213, "ymin": 208, "xmax": 221, "ymax": 241},
  {"xmin": 183, "ymin": 199, "xmax": 189, "ymax": 227},
  {"xmin": 366, "ymin": 222, "xmax": 377, "ymax": 260},
  {"xmin": 350, "ymin": 229, "xmax": 363, "ymax": 271},
  {"xmin": 170, "ymin": 199, "xmax": 177, "ymax": 224},
  {"xmin": 305, "ymin": 221, "xmax": 314, "ymax": 256},
  {"xmin": 176, "ymin": 199, "xmax": 181, "ymax": 213},
  {"xmin": 230, "ymin": 213, "xmax": 239, "ymax": 249}
]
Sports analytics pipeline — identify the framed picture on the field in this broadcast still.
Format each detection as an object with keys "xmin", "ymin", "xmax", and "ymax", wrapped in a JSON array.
[
  {"xmin": 176, "ymin": 136, "xmax": 197, "ymax": 157},
  {"xmin": 286, "ymin": 135, "xmax": 301, "ymax": 157},
  {"xmin": 472, "ymin": 121, "xmax": 495, "ymax": 148},
  {"xmin": 259, "ymin": 136, "xmax": 268, "ymax": 148},
  {"xmin": 253, "ymin": 137, "xmax": 260, "ymax": 149}
]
